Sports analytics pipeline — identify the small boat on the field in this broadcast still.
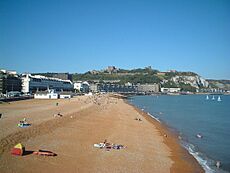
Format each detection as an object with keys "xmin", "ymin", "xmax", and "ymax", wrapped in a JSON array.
[
  {"xmin": 212, "ymin": 96, "xmax": 215, "ymax": 100},
  {"xmin": 196, "ymin": 133, "xmax": 203, "ymax": 138},
  {"xmin": 216, "ymin": 161, "xmax": 221, "ymax": 168},
  {"xmin": 206, "ymin": 95, "xmax": 209, "ymax": 100},
  {"xmin": 217, "ymin": 96, "xmax": 221, "ymax": 102}
]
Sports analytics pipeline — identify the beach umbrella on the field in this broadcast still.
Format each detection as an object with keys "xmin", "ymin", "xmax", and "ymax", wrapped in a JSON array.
[{"xmin": 11, "ymin": 143, "xmax": 25, "ymax": 156}]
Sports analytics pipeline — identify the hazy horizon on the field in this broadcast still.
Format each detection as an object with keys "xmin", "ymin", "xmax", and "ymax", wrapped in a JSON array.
[{"xmin": 1, "ymin": 0, "xmax": 229, "ymax": 79}]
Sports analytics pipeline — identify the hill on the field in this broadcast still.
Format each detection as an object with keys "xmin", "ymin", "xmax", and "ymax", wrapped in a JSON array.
[
  {"xmin": 72, "ymin": 67, "xmax": 209, "ymax": 92},
  {"xmin": 207, "ymin": 80, "xmax": 230, "ymax": 90},
  {"xmin": 32, "ymin": 67, "xmax": 229, "ymax": 92}
]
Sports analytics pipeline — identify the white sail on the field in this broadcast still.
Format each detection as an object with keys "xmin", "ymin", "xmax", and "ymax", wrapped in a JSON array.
[
  {"xmin": 217, "ymin": 96, "xmax": 221, "ymax": 102},
  {"xmin": 206, "ymin": 95, "xmax": 209, "ymax": 100},
  {"xmin": 212, "ymin": 96, "xmax": 215, "ymax": 100}
]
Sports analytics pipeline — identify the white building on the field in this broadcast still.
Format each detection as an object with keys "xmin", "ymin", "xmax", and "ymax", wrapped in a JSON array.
[
  {"xmin": 21, "ymin": 74, "xmax": 73, "ymax": 94},
  {"xmin": 161, "ymin": 87, "xmax": 181, "ymax": 93},
  {"xmin": 73, "ymin": 81, "xmax": 89, "ymax": 93},
  {"xmin": 0, "ymin": 69, "xmax": 17, "ymax": 75},
  {"xmin": 74, "ymin": 82, "xmax": 82, "ymax": 92},
  {"xmin": 59, "ymin": 92, "xmax": 72, "ymax": 99},
  {"xmin": 137, "ymin": 84, "xmax": 160, "ymax": 93},
  {"xmin": 34, "ymin": 89, "xmax": 58, "ymax": 99},
  {"xmin": 89, "ymin": 83, "xmax": 99, "ymax": 93}
]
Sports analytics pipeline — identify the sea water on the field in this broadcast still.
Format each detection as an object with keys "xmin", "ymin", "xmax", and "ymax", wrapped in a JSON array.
[{"xmin": 128, "ymin": 95, "xmax": 230, "ymax": 173}]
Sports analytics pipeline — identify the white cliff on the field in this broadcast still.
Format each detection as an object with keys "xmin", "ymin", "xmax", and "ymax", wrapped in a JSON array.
[{"xmin": 171, "ymin": 75, "xmax": 209, "ymax": 89}]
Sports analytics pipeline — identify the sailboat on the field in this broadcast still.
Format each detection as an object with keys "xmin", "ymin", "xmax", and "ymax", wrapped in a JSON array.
[
  {"xmin": 217, "ymin": 96, "xmax": 222, "ymax": 102},
  {"xmin": 212, "ymin": 95, "xmax": 215, "ymax": 100},
  {"xmin": 206, "ymin": 95, "xmax": 209, "ymax": 100}
]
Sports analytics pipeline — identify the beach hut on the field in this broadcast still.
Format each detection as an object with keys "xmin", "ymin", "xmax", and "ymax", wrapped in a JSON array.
[
  {"xmin": 11, "ymin": 143, "xmax": 25, "ymax": 156},
  {"xmin": 59, "ymin": 92, "xmax": 73, "ymax": 99}
]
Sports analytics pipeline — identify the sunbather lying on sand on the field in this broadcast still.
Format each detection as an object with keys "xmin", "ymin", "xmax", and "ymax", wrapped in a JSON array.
[{"xmin": 33, "ymin": 150, "xmax": 57, "ymax": 156}]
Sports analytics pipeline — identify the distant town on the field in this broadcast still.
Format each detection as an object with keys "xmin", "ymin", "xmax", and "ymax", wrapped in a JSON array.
[{"xmin": 0, "ymin": 66, "xmax": 230, "ymax": 101}]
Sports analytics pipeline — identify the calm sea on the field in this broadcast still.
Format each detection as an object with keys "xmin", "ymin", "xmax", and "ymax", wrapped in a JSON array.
[{"xmin": 128, "ymin": 95, "xmax": 230, "ymax": 173}]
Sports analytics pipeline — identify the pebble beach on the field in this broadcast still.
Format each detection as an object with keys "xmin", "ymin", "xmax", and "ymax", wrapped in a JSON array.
[{"xmin": 0, "ymin": 94, "xmax": 204, "ymax": 173}]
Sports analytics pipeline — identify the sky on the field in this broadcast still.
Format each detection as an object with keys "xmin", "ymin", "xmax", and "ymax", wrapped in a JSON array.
[{"xmin": 0, "ymin": 0, "xmax": 229, "ymax": 79}]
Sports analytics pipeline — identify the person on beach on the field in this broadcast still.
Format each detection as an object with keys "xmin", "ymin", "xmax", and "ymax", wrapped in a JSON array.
[
  {"xmin": 22, "ymin": 118, "xmax": 28, "ymax": 124},
  {"xmin": 216, "ymin": 161, "xmax": 221, "ymax": 168},
  {"xmin": 103, "ymin": 139, "xmax": 107, "ymax": 144}
]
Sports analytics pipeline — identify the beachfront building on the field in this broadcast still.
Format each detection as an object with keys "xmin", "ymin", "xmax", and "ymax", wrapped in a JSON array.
[
  {"xmin": 136, "ymin": 84, "xmax": 160, "ymax": 93},
  {"xmin": 34, "ymin": 89, "xmax": 58, "ymax": 99},
  {"xmin": 89, "ymin": 83, "xmax": 99, "ymax": 93},
  {"xmin": 73, "ymin": 82, "xmax": 81, "ymax": 92},
  {"xmin": 21, "ymin": 74, "xmax": 73, "ymax": 94},
  {"xmin": 59, "ymin": 92, "xmax": 73, "ymax": 99},
  {"xmin": 0, "ymin": 69, "xmax": 22, "ymax": 96},
  {"xmin": 98, "ymin": 83, "xmax": 136, "ymax": 93},
  {"xmin": 73, "ymin": 81, "xmax": 90, "ymax": 93},
  {"xmin": 161, "ymin": 87, "xmax": 181, "ymax": 93}
]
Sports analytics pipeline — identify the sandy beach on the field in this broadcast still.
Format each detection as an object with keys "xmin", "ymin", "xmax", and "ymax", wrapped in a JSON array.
[{"xmin": 0, "ymin": 94, "xmax": 204, "ymax": 173}]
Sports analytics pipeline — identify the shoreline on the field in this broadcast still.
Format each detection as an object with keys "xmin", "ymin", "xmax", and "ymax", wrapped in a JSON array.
[
  {"xmin": 127, "ymin": 94, "xmax": 230, "ymax": 173},
  {"xmin": 128, "ymin": 103, "xmax": 204, "ymax": 172},
  {"xmin": 0, "ymin": 94, "xmax": 204, "ymax": 172}
]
